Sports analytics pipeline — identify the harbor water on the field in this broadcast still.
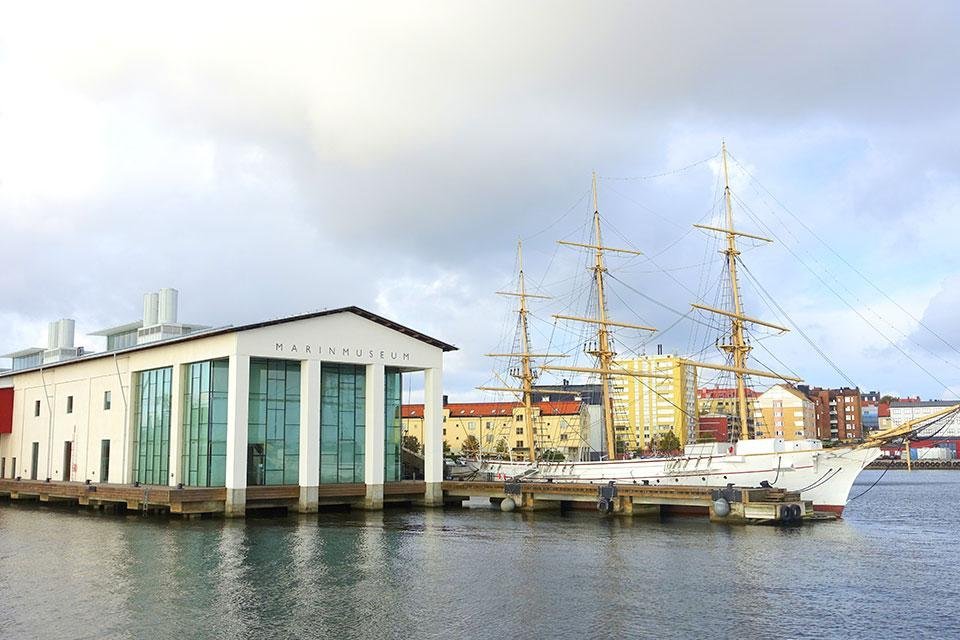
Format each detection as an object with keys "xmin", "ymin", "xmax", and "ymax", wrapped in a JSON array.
[{"xmin": 1, "ymin": 471, "xmax": 958, "ymax": 639}]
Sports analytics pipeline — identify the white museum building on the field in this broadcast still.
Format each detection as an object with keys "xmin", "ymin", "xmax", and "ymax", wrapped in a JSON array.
[{"xmin": 0, "ymin": 289, "xmax": 455, "ymax": 515}]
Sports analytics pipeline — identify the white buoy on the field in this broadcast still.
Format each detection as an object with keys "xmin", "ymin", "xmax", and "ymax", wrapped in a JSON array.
[
  {"xmin": 712, "ymin": 497, "xmax": 731, "ymax": 518},
  {"xmin": 500, "ymin": 497, "xmax": 516, "ymax": 512}
]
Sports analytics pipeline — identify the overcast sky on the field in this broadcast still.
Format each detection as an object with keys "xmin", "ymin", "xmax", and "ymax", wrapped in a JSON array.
[{"xmin": 2, "ymin": 1, "xmax": 960, "ymax": 400}]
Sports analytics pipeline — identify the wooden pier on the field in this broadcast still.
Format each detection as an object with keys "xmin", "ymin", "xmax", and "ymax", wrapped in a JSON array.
[
  {"xmin": 441, "ymin": 480, "xmax": 827, "ymax": 525},
  {"xmin": 0, "ymin": 477, "xmax": 827, "ymax": 525},
  {"xmin": 0, "ymin": 479, "xmax": 429, "ymax": 517}
]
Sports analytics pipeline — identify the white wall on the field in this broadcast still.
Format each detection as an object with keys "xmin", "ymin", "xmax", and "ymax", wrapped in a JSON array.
[{"xmin": 0, "ymin": 311, "xmax": 448, "ymax": 491}]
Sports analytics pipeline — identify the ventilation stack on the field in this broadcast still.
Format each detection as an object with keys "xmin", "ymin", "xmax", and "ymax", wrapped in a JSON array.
[
  {"xmin": 136, "ymin": 288, "xmax": 197, "ymax": 345},
  {"xmin": 158, "ymin": 288, "xmax": 179, "ymax": 324},
  {"xmin": 43, "ymin": 319, "xmax": 78, "ymax": 364},
  {"xmin": 143, "ymin": 292, "xmax": 159, "ymax": 326}
]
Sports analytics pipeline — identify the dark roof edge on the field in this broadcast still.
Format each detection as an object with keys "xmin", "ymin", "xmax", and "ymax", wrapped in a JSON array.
[
  {"xmin": 233, "ymin": 306, "xmax": 457, "ymax": 352},
  {"xmin": 0, "ymin": 306, "xmax": 457, "ymax": 378}
]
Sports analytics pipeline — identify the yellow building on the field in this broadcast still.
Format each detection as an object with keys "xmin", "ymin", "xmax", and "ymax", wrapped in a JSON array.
[
  {"xmin": 402, "ymin": 401, "xmax": 587, "ymax": 461},
  {"xmin": 611, "ymin": 354, "xmax": 698, "ymax": 451},
  {"xmin": 753, "ymin": 384, "xmax": 816, "ymax": 440}
]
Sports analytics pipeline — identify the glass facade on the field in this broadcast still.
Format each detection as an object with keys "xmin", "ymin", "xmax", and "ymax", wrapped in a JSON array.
[
  {"xmin": 247, "ymin": 359, "xmax": 301, "ymax": 486},
  {"xmin": 132, "ymin": 367, "xmax": 173, "ymax": 485},
  {"xmin": 182, "ymin": 359, "xmax": 229, "ymax": 487},
  {"xmin": 107, "ymin": 330, "xmax": 138, "ymax": 351},
  {"xmin": 320, "ymin": 363, "xmax": 365, "ymax": 484},
  {"xmin": 13, "ymin": 352, "xmax": 42, "ymax": 371},
  {"xmin": 384, "ymin": 368, "xmax": 402, "ymax": 482}
]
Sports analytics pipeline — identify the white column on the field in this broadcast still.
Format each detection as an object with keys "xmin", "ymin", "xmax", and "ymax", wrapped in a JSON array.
[
  {"xmin": 225, "ymin": 353, "xmax": 250, "ymax": 516},
  {"xmin": 167, "ymin": 363, "xmax": 183, "ymax": 486},
  {"xmin": 422, "ymin": 365, "xmax": 444, "ymax": 505},
  {"xmin": 119, "ymin": 364, "xmax": 135, "ymax": 484},
  {"xmin": 363, "ymin": 363, "xmax": 385, "ymax": 509},
  {"xmin": 298, "ymin": 359, "xmax": 320, "ymax": 512}
]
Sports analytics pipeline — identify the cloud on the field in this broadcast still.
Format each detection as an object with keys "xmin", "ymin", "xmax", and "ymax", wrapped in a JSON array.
[{"xmin": 1, "ymin": 1, "xmax": 960, "ymax": 398}]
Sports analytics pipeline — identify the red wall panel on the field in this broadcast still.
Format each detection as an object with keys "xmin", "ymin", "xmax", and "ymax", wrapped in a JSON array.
[{"xmin": 0, "ymin": 388, "xmax": 13, "ymax": 434}]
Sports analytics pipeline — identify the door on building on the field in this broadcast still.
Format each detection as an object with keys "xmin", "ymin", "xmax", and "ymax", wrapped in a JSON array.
[
  {"xmin": 63, "ymin": 441, "xmax": 72, "ymax": 481},
  {"xmin": 30, "ymin": 442, "xmax": 39, "ymax": 480},
  {"xmin": 247, "ymin": 443, "xmax": 265, "ymax": 486},
  {"xmin": 100, "ymin": 440, "xmax": 110, "ymax": 483}
]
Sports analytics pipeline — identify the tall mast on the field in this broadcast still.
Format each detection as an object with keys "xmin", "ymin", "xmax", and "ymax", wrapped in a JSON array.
[
  {"xmin": 479, "ymin": 241, "xmax": 572, "ymax": 463},
  {"xmin": 543, "ymin": 173, "xmax": 662, "ymax": 460},
  {"xmin": 589, "ymin": 174, "xmax": 618, "ymax": 459},
  {"xmin": 685, "ymin": 142, "xmax": 796, "ymax": 442},
  {"xmin": 516, "ymin": 241, "xmax": 537, "ymax": 461},
  {"xmin": 721, "ymin": 142, "xmax": 751, "ymax": 441}
]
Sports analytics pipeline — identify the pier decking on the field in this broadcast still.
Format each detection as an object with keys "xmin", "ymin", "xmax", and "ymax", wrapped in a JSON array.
[
  {"xmin": 0, "ymin": 477, "xmax": 828, "ymax": 525},
  {"xmin": 441, "ymin": 480, "xmax": 827, "ymax": 524},
  {"xmin": 0, "ymin": 479, "xmax": 429, "ymax": 516}
]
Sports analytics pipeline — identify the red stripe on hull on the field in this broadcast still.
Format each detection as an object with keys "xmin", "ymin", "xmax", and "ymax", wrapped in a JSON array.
[{"xmin": 814, "ymin": 504, "xmax": 845, "ymax": 516}]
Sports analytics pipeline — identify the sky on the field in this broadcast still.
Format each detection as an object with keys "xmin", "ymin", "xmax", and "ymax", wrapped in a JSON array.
[{"xmin": 2, "ymin": 1, "xmax": 960, "ymax": 400}]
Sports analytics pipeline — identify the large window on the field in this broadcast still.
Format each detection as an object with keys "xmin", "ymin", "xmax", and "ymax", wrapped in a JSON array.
[
  {"xmin": 182, "ymin": 359, "xmax": 229, "ymax": 487},
  {"xmin": 132, "ymin": 366, "xmax": 172, "ymax": 485},
  {"xmin": 247, "ymin": 359, "xmax": 300, "ymax": 486},
  {"xmin": 320, "ymin": 363, "xmax": 365, "ymax": 484},
  {"xmin": 384, "ymin": 368, "xmax": 402, "ymax": 482}
]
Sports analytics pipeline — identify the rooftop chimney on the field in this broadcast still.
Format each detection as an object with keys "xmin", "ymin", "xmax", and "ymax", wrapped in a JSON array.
[
  {"xmin": 158, "ymin": 288, "xmax": 178, "ymax": 324},
  {"xmin": 143, "ymin": 292, "xmax": 159, "ymax": 326},
  {"xmin": 47, "ymin": 319, "xmax": 75, "ymax": 350}
]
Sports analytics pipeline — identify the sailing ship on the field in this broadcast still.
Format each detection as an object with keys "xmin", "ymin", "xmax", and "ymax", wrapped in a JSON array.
[{"xmin": 475, "ymin": 143, "xmax": 958, "ymax": 514}]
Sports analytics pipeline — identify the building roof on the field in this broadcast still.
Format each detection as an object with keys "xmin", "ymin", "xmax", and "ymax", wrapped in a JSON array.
[
  {"xmin": 890, "ymin": 400, "xmax": 958, "ymax": 408},
  {"xmin": 760, "ymin": 383, "xmax": 809, "ymax": 402},
  {"xmin": 402, "ymin": 400, "xmax": 581, "ymax": 418},
  {"xmin": 0, "ymin": 347, "xmax": 45, "ymax": 359},
  {"xmin": 0, "ymin": 306, "xmax": 457, "ymax": 378},
  {"xmin": 88, "ymin": 321, "xmax": 143, "ymax": 337}
]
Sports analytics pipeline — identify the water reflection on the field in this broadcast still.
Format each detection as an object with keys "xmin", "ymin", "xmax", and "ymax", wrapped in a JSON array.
[{"xmin": 0, "ymin": 472, "xmax": 958, "ymax": 639}]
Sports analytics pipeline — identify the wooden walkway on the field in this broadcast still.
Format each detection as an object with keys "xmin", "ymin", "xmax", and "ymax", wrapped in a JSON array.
[
  {"xmin": 0, "ymin": 479, "xmax": 428, "ymax": 517},
  {"xmin": 441, "ymin": 480, "xmax": 822, "ymax": 524},
  {"xmin": 0, "ymin": 479, "xmax": 226, "ymax": 514}
]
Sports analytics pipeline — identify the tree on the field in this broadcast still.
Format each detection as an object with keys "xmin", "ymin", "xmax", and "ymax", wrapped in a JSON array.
[
  {"xmin": 540, "ymin": 449, "xmax": 565, "ymax": 462},
  {"xmin": 402, "ymin": 435, "xmax": 421, "ymax": 453},
  {"xmin": 495, "ymin": 438, "xmax": 509, "ymax": 458},
  {"xmin": 442, "ymin": 441, "xmax": 451, "ymax": 456},
  {"xmin": 880, "ymin": 395, "xmax": 897, "ymax": 405},
  {"xmin": 653, "ymin": 431, "xmax": 682, "ymax": 454},
  {"xmin": 461, "ymin": 435, "xmax": 480, "ymax": 457},
  {"xmin": 614, "ymin": 439, "xmax": 629, "ymax": 459}
]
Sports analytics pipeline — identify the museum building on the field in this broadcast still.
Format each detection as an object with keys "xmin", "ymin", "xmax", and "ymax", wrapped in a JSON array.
[{"xmin": 0, "ymin": 290, "xmax": 455, "ymax": 515}]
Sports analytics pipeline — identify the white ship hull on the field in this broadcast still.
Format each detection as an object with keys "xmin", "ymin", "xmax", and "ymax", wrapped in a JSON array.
[{"xmin": 475, "ymin": 438, "xmax": 882, "ymax": 515}]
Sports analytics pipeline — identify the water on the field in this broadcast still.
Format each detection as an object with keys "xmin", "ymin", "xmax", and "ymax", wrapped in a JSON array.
[{"xmin": 0, "ymin": 471, "xmax": 957, "ymax": 640}]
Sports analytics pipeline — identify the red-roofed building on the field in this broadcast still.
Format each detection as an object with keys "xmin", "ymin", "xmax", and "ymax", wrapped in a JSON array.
[
  {"xmin": 697, "ymin": 387, "xmax": 761, "ymax": 439},
  {"xmin": 402, "ymin": 400, "xmax": 586, "ymax": 460}
]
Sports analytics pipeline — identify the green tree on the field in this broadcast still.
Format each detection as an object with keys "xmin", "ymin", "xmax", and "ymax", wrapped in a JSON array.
[
  {"xmin": 495, "ymin": 438, "xmax": 509, "ymax": 458},
  {"xmin": 402, "ymin": 435, "xmax": 421, "ymax": 453},
  {"xmin": 461, "ymin": 435, "xmax": 480, "ymax": 456},
  {"xmin": 653, "ymin": 431, "xmax": 682, "ymax": 454},
  {"xmin": 614, "ymin": 439, "xmax": 629, "ymax": 459},
  {"xmin": 540, "ymin": 449, "xmax": 565, "ymax": 462},
  {"xmin": 443, "ymin": 441, "xmax": 451, "ymax": 456}
]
